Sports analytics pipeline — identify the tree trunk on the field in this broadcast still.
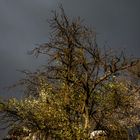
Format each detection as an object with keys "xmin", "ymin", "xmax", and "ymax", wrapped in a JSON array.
[{"xmin": 84, "ymin": 107, "xmax": 90, "ymax": 129}]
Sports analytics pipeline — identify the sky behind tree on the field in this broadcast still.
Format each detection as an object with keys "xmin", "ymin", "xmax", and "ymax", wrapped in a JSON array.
[{"xmin": 0, "ymin": 0, "xmax": 140, "ymax": 101}]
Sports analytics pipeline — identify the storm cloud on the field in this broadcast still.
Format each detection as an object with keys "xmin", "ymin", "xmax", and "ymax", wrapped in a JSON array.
[{"xmin": 0, "ymin": 0, "xmax": 140, "ymax": 98}]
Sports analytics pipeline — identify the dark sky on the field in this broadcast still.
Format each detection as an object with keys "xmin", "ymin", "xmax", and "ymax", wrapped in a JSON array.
[
  {"xmin": 0, "ymin": 0, "xmax": 140, "ymax": 138},
  {"xmin": 0, "ymin": 0, "xmax": 140, "ymax": 95},
  {"xmin": 0, "ymin": 0, "xmax": 140, "ymax": 104}
]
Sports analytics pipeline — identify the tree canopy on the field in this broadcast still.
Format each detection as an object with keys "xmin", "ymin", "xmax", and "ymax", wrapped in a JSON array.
[{"xmin": 0, "ymin": 6, "xmax": 140, "ymax": 140}]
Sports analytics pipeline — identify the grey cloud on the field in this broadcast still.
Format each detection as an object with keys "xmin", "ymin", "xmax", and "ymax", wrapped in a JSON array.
[
  {"xmin": 60, "ymin": 0, "xmax": 140, "ymax": 56},
  {"xmin": 0, "ymin": 0, "xmax": 140, "ymax": 91}
]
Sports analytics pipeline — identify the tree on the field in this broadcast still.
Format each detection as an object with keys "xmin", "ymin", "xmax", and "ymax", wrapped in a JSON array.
[
  {"xmin": 0, "ymin": 6, "xmax": 140, "ymax": 140},
  {"xmin": 128, "ymin": 60, "xmax": 140, "ymax": 85}
]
